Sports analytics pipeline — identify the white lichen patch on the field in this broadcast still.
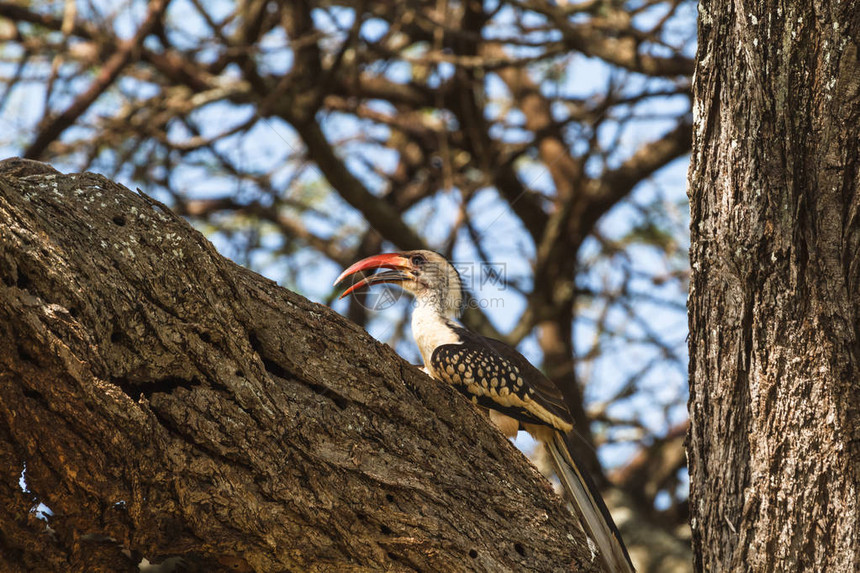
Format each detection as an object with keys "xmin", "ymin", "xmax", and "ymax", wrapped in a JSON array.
[{"xmin": 586, "ymin": 536, "xmax": 598, "ymax": 561}]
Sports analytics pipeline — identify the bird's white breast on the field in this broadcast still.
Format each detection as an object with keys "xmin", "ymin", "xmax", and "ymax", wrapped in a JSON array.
[{"xmin": 411, "ymin": 303, "xmax": 461, "ymax": 375}]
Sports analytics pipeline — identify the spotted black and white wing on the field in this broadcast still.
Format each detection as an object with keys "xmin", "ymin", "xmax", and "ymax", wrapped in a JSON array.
[{"xmin": 430, "ymin": 328, "xmax": 573, "ymax": 432}]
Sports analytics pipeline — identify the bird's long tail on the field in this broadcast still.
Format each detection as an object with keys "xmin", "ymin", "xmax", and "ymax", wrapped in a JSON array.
[{"xmin": 544, "ymin": 431, "xmax": 634, "ymax": 573}]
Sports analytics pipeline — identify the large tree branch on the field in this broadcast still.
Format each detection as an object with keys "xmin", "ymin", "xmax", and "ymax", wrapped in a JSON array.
[{"xmin": 0, "ymin": 158, "xmax": 599, "ymax": 572}]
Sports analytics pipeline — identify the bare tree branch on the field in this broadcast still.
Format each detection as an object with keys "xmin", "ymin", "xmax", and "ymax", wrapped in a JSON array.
[{"xmin": 23, "ymin": 0, "xmax": 171, "ymax": 159}]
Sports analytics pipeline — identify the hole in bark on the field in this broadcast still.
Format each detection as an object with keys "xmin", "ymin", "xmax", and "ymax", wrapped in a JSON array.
[
  {"xmin": 514, "ymin": 543, "xmax": 525, "ymax": 556},
  {"xmin": 23, "ymin": 388, "xmax": 42, "ymax": 400},
  {"xmin": 385, "ymin": 493, "xmax": 395, "ymax": 503},
  {"xmin": 199, "ymin": 331, "xmax": 211, "ymax": 343},
  {"xmin": 235, "ymin": 370, "xmax": 244, "ymax": 377},
  {"xmin": 112, "ymin": 215, "xmax": 126, "ymax": 226},
  {"xmin": 261, "ymin": 356, "xmax": 289, "ymax": 379},
  {"xmin": 16, "ymin": 272, "xmax": 30, "ymax": 290},
  {"xmin": 251, "ymin": 338, "xmax": 293, "ymax": 381},
  {"xmin": 468, "ymin": 549, "xmax": 477, "ymax": 559},
  {"xmin": 110, "ymin": 331, "xmax": 122, "ymax": 343},
  {"xmin": 306, "ymin": 381, "xmax": 349, "ymax": 410},
  {"xmin": 380, "ymin": 524, "xmax": 392, "ymax": 535},
  {"xmin": 209, "ymin": 378, "xmax": 230, "ymax": 394},
  {"xmin": 248, "ymin": 331, "xmax": 262, "ymax": 352},
  {"xmin": 68, "ymin": 307, "xmax": 79, "ymax": 318},
  {"xmin": 17, "ymin": 344, "xmax": 34, "ymax": 364},
  {"xmin": 115, "ymin": 376, "xmax": 201, "ymax": 399}
]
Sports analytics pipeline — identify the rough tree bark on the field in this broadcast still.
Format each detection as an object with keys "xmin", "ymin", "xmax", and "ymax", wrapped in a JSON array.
[
  {"xmin": 0, "ymin": 158, "xmax": 599, "ymax": 572},
  {"xmin": 688, "ymin": 2, "xmax": 860, "ymax": 572}
]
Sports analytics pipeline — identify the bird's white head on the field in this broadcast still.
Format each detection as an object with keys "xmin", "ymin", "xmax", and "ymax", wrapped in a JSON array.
[{"xmin": 335, "ymin": 250, "xmax": 463, "ymax": 318}]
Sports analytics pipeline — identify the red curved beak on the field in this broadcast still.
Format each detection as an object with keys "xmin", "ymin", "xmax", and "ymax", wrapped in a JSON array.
[{"xmin": 334, "ymin": 253, "xmax": 413, "ymax": 299}]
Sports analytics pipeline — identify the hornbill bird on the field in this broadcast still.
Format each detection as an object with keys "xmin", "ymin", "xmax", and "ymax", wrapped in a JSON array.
[{"xmin": 335, "ymin": 250, "xmax": 634, "ymax": 573}]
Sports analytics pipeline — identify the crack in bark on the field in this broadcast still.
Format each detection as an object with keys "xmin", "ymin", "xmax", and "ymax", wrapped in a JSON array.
[{"xmin": 113, "ymin": 375, "xmax": 202, "ymax": 400}]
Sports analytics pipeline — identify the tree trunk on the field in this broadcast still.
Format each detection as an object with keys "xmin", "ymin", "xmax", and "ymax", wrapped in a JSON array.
[
  {"xmin": 687, "ymin": 3, "xmax": 860, "ymax": 572},
  {"xmin": 0, "ymin": 158, "xmax": 599, "ymax": 572}
]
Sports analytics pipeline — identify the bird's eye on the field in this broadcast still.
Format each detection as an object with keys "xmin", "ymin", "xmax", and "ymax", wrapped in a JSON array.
[{"xmin": 411, "ymin": 254, "xmax": 426, "ymax": 266}]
